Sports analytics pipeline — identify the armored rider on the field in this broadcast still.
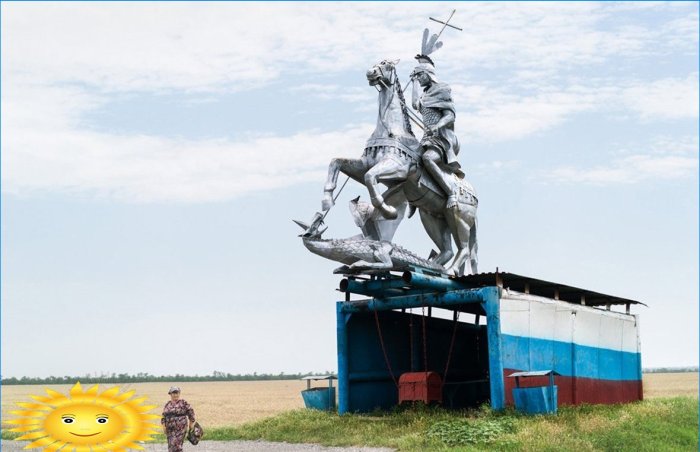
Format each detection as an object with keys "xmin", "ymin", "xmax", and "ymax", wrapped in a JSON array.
[{"xmin": 411, "ymin": 55, "xmax": 463, "ymax": 208}]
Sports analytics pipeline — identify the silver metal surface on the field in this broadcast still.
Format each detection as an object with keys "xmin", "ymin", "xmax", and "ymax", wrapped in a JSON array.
[
  {"xmin": 304, "ymin": 19, "xmax": 478, "ymax": 276},
  {"xmin": 294, "ymin": 214, "xmax": 446, "ymax": 274},
  {"xmin": 429, "ymin": 9, "xmax": 464, "ymax": 38},
  {"xmin": 322, "ymin": 59, "xmax": 419, "ymax": 222}
]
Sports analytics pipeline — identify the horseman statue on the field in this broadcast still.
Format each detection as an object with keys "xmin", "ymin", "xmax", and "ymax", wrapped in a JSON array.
[
  {"xmin": 296, "ymin": 19, "xmax": 478, "ymax": 277},
  {"xmin": 411, "ymin": 54, "xmax": 462, "ymax": 209}
]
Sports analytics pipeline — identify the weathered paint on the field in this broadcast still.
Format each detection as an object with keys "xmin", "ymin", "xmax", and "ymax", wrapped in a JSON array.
[
  {"xmin": 402, "ymin": 271, "xmax": 471, "ymax": 292},
  {"xmin": 340, "ymin": 278, "xmax": 411, "ymax": 297},
  {"xmin": 502, "ymin": 335, "xmax": 641, "ymax": 380},
  {"xmin": 483, "ymin": 286, "xmax": 505, "ymax": 410},
  {"xmin": 336, "ymin": 309, "xmax": 490, "ymax": 413},
  {"xmin": 512, "ymin": 386, "xmax": 558, "ymax": 414},
  {"xmin": 503, "ymin": 370, "xmax": 642, "ymax": 405},
  {"xmin": 340, "ymin": 288, "xmax": 484, "ymax": 313},
  {"xmin": 499, "ymin": 291, "xmax": 642, "ymax": 405},
  {"xmin": 335, "ymin": 281, "xmax": 642, "ymax": 414},
  {"xmin": 336, "ymin": 302, "xmax": 350, "ymax": 414},
  {"xmin": 398, "ymin": 371, "xmax": 443, "ymax": 404}
]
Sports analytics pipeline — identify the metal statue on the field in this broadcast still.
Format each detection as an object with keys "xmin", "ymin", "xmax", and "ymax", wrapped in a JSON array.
[
  {"xmin": 411, "ymin": 34, "xmax": 462, "ymax": 209},
  {"xmin": 301, "ymin": 15, "xmax": 479, "ymax": 276},
  {"xmin": 322, "ymin": 59, "xmax": 418, "ymax": 226},
  {"xmin": 294, "ymin": 210, "xmax": 446, "ymax": 274}
]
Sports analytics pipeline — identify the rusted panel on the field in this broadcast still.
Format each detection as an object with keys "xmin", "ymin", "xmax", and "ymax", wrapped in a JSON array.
[
  {"xmin": 398, "ymin": 372, "xmax": 443, "ymax": 404},
  {"xmin": 504, "ymin": 369, "xmax": 643, "ymax": 405}
]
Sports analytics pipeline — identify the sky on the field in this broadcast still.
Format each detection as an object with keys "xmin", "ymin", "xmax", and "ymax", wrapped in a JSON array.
[{"xmin": 1, "ymin": 2, "xmax": 698, "ymax": 378}]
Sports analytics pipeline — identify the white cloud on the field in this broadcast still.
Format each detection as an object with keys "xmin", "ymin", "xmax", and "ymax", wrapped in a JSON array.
[
  {"xmin": 2, "ymin": 83, "xmax": 373, "ymax": 202},
  {"xmin": 648, "ymin": 135, "xmax": 699, "ymax": 155},
  {"xmin": 3, "ymin": 122, "xmax": 374, "ymax": 203},
  {"xmin": 3, "ymin": 2, "xmax": 697, "ymax": 92},
  {"xmin": 453, "ymin": 84, "xmax": 607, "ymax": 142},
  {"xmin": 291, "ymin": 84, "xmax": 373, "ymax": 104},
  {"xmin": 545, "ymin": 136, "xmax": 698, "ymax": 185},
  {"xmin": 622, "ymin": 74, "xmax": 700, "ymax": 120},
  {"xmin": 549, "ymin": 155, "xmax": 697, "ymax": 184},
  {"xmin": 451, "ymin": 74, "xmax": 698, "ymax": 143},
  {"xmin": 436, "ymin": 2, "xmax": 698, "ymax": 81},
  {"xmin": 2, "ymin": 2, "xmax": 698, "ymax": 201},
  {"xmin": 1, "ymin": 3, "xmax": 427, "ymax": 92}
]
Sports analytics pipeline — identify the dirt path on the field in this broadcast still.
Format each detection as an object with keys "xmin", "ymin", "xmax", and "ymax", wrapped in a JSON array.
[{"xmin": 1, "ymin": 440, "xmax": 395, "ymax": 451}]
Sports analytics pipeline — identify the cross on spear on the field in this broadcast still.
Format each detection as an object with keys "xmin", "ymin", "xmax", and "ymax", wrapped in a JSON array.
[
  {"xmin": 429, "ymin": 9, "xmax": 463, "ymax": 40},
  {"xmin": 399, "ymin": 10, "xmax": 463, "ymax": 128}
]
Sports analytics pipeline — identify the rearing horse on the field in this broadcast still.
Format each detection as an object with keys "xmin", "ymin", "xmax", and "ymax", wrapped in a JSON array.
[
  {"xmin": 322, "ymin": 59, "xmax": 419, "ymax": 228},
  {"xmin": 321, "ymin": 59, "xmax": 478, "ymax": 275}
]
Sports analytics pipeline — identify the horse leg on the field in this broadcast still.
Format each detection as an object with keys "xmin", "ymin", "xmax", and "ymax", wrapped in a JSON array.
[
  {"xmin": 469, "ymin": 217, "xmax": 478, "ymax": 274},
  {"xmin": 419, "ymin": 209, "xmax": 454, "ymax": 266},
  {"xmin": 371, "ymin": 184, "xmax": 408, "ymax": 242},
  {"xmin": 364, "ymin": 156, "xmax": 409, "ymax": 220},
  {"xmin": 322, "ymin": 158, "xmax": 367, "ymax": 211},
  {"xmin": 444, "ymin": 204, "xmax": 477, "ymax": 276},
  {"xmin": 350, "ymin": 184, "xmax": 407, "ymax": 241}
]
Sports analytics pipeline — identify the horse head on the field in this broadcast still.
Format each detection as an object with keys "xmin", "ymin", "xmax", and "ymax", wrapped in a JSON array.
[{"xmin": 366, "ymin": 59, "xmax": 400, "ymax": 88}]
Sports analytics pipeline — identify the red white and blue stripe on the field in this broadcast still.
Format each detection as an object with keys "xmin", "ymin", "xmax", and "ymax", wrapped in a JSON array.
[{"xmin": 499, "ymin": 293, "xmax": 643, "ymax": 405}]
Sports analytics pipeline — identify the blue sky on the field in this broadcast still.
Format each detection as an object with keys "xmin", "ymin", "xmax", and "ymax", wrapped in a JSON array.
[{"xmin": 1, "ymin": 2, "xmax": 698, "ymax": 378}]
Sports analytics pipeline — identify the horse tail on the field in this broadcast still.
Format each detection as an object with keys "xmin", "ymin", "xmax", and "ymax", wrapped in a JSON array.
[{"xmin": 469, "ymin": 217, "xmax": 478, "ymax": 274}]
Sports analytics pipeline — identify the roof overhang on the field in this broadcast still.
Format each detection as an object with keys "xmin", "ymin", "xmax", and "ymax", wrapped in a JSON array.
[{"xmin": 455, "ymin": 271, "xmax": 647, "ymax": 308}]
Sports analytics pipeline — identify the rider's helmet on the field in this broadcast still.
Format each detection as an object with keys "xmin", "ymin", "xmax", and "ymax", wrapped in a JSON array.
[{"xmin": 411, "ymin": 54, "xmax": 438, "ymax": 83}]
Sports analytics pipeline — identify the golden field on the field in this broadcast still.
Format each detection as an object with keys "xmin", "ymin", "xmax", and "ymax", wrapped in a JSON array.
[
  {"xmin": 1, "ymin": 380, "xmax": 308, "ymax": 428},
  {"xmin": 1, "ymin": 373, "xmax": 696, "ymax": 428},
  {"xmin": 642, "ymin": 372, "xmax": 699, "ymax": 398}
]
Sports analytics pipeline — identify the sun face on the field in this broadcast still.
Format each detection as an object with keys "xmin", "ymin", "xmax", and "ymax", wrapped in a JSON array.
[
  {"xmin": 43, "ymin": 403, "xmax": 125, "ymax": 444},
  {"xmin": 8, "ymin": 382, "xmax": 160, "ymax": 451}
]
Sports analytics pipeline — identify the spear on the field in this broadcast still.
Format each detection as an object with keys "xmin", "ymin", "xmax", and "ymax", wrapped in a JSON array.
[
  {"xmin": 403, "ymin": 9, "xmax": 463, "ymax": 105},
  {"xmin": 430, "ymin": 9, "xmax": 463, "ymax": 40}
]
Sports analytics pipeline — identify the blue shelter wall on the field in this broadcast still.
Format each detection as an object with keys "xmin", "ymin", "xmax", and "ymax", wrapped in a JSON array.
[{"xmin": 340, "ymin": 308, "xmax": 490, "ymax": 413}]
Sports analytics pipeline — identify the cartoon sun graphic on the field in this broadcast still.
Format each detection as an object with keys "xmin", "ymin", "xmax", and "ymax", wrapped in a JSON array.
[{"xmin": 8, "ymin": 382, "xmax": 161, "ymax": 451}]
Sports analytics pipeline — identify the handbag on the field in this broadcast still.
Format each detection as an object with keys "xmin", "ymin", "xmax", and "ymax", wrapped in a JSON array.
[{"xmin": 187, "ymin": 421, "xmax": 204, "ymax": 445}]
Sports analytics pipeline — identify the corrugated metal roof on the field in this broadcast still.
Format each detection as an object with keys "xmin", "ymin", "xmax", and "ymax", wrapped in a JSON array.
[
  {"xmin": 301, "ymin": 375, "xmax": 337, "ymax": 381},
  {"xmin": 455, "ymin": 271, "xmax": 647, "ymax": 307}
]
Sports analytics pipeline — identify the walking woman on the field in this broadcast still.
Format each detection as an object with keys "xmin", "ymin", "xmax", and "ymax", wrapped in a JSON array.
[{"xmin": 161, "ymin": 386, "xmax": 196, "ymax": 452}]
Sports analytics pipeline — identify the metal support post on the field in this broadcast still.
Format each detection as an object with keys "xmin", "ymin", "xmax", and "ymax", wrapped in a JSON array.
[
  {"xmin": 336, "ymin": 302, "xmax": 350, "ymax": 414},
  {"xmin": 482, "ymin": 286, "xmax": 505, "ymax": 410}
]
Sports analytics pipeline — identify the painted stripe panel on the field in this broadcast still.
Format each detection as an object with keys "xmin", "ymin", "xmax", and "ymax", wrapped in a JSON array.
[
  {"xmin": 500, "ymin": 294, "xmax": 639, "ymax": 353},
  {"xmin": 501, "ymin": 334, "xmax": 642, "ymax": 381},
  {"xmin": 504, "ymin": 368, "xmax": 643, "ymax": 405}
]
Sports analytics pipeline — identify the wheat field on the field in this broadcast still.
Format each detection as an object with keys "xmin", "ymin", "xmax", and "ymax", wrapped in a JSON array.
[
  {"xmin": 642, "ymin": 372, "xmax": 699, "ymax": 398},
  {"xmin": 1, "ymin": 380, "xmax": 308, "ymax": 428},
  {"xmin": 1, "ymin": 373, "xmax": 696, "ymax": 428}
]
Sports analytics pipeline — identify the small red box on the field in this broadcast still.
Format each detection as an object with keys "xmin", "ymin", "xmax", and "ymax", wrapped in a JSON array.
[{"xmin": 398, "ymin": 371, "xmax": 443, "ymax": 404}]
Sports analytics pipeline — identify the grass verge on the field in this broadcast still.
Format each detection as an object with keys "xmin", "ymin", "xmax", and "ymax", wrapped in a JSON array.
[
  {"xmin": 210, "ymin": 397, "xmax": 698, "ymax": 451},
  {"xmin": 2, "ymin": 397, "xmax": 697, "ymax": 451}
]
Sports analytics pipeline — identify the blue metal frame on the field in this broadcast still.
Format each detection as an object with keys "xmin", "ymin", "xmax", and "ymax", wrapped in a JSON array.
[
  {"xmin": 336, "ymin": 284, "xmax": 505, "ymax": 414},
  {"xmin": 340, "ymin": 289, "xmax": 484, "ymax": 313},
  {"xmin": 482, "ymin": 286, "xmax": 505, "ymax": 410},
  {"xmin": 336, "ymin": 302, "xmax": 350, "ymax": 414}
]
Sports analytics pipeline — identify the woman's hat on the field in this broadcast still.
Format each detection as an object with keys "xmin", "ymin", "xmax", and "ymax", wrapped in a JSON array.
[{"xmin": 168, "ymin": 386, "xmax": 181, "ymax": 394}]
